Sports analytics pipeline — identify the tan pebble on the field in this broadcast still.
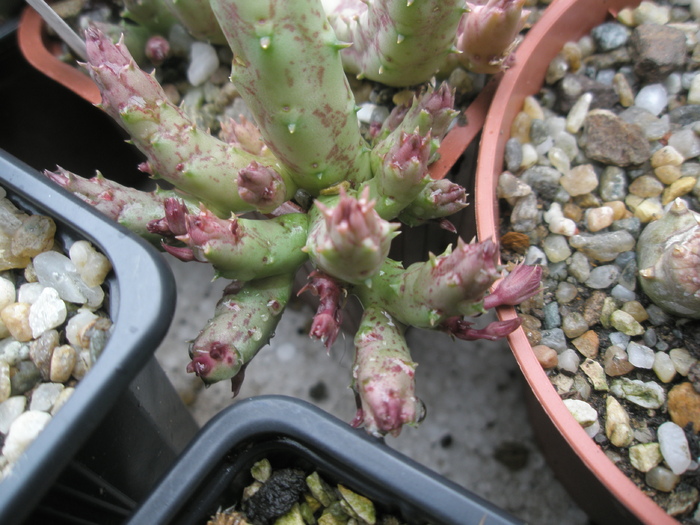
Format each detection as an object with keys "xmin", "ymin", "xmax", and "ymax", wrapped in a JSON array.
[
  {"xmin": 71, "ymin": 350, "xmax": 92, "ymax": 381},
  {"xmin": 603, "ymin": 200, "xmax": 630, "ymax": 220},
  {"xmin": 630, "ymin": 443, "xmax": 662, "ymax": 473},
  {"xmin": 581, "ymin": 358, "xmax": 609, "ymax": 391},
  {"xmin": 69, "ymin": 240, "xmax": 112, "ymax": 288},
  {"xmin": 572, "ymin": 330, "xmax": 600, "ymax": 358},
  {"xmin": 11, "ymin": 215, "xmax": 56, "ymax": 259},
  {"xmin": 617, "ymin": 7, "xmax": 635, "ymax": 26},
  {"xmin": 625, "ymin": 193, "xmax": 644, "ymax": 212},
  {"xmin": 562, "ymin": 42, "xmax": 582, "ymax": 72},
  {"xmin": 551, "ymin": 373, "xmax": 574, "ymax": 395},
  {"xmin": 585, "ymin": 206, "xmax": 615, "ymax": 232},
  {"xmin": 629, "ymin": 175, "xmax": 664, "ymax": 198},
  {"xmin": 654, "ymin": 165, "xmax": 682, "ymax": 185},
  {"xmin": 613, "ymin": 72, "xmax": 635, "ymax": 107},
  {"xmin": 520, "ymin": 314, "xmax": 542, "ymax": 347},
  {"xmin": 634, "ymin": 198, "xmax": 664, "ymax": 223},
  {"xmin": 662, "ymin": 177, "xmax": 697, "ymax": 205},
  {"xmin": 510, "ymin": 111, "xmax": 533, "ymax": 143},
  {"xmin": 583, "ymin": 291, "xmax": 608, "ymax": 327},
  {"xmin": 532, "ymin": 345, "xmax": 558, "ymax": 369},
  {"xmin": 521, "ymin": 143, "xmax": 539, "ymax": 169},
  {"xmin": 49, "ymin": 345, "xmax": 77, "ymax": 383},
  {"xmin": 50, "ymin": 387, "xmax": 75, "ymax": 416},
  {"xmin": 563, "ymin": 202, "xmax": 583, "ymax": 222},
  {"xmin": 621, "ymin": 300, "xmax": 649, "ymax": 323},
  {"xmin": 651, "ymin": 145, "xmax": 684, "ymax": 168},
  {"xmin": 606, "ymin": 396, "xmax": 633, "ymax": 447},
  {"xmin": 668, "ymin": 383, "xmax": 700, "ymax": 433},
  {"xmin": 670, "ymin": 348, "xmax": 697, "ymax": 376},
  {"xmin": 522, "ymin": 95, "xmax": 545, "ymax": 121},
  {"xmin": 0, "ymin": 302, "xmax": 32, "ymax": 342},
  {"xmin": 566, "ymin": 93, "xmax": 593, "ymax": 134},
  {"xmin": 561, "ymin": 164, "xmax": 598, "ymax": 196},
  {"xmin": 0, "ymin": 361, "xmax": 10, "ymax": 403}
]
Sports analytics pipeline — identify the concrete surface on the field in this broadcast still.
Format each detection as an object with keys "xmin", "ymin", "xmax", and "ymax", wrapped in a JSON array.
[{"xmin": 155, "ymin": 255, "xmax": 591, "ymax": 524}]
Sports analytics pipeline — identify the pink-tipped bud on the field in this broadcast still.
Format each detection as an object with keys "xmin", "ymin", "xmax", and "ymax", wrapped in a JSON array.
[
  {"xmin": 219, "ymin": 116, "xmax": 266, "ymax": 155},
  {"xmin": 430, "ymin": 179, "xmax": 468, "ymax": 213},
  {"xmin": 187, "ymin": 341, "xmax": 239, "ymax": 385},
  {"xmin": 237, "ymin": 161, "xmax": 287, "ymax": 213},
  {"xmin": 310, "ymin": 188, "xmax": 399, "ymax": 284},
  {"xmin": 419, "ymin": 238, "xmax": 501, "ymax": 314},
  {"xmin": 298, "ymin": 271, "xmax": 344, "ymax": 350},
  {"xmin": 458, "ymin": 0, "xmax": 529, "ymax": 74},
  {"xmin": 84, "ymin": 26, "xmax": 167, "ymax": 118},
  {"xmin": 147, "ymin": 198, "xmax": 190, "ymax": 236},
  {"xmin": 145, "ymin": 35, "xmax": 170, "ymax": 66},
  {"xmin": 181, "ymin": 207, "xmax": 240, "ymax": 256},
  {"xmin": 482, "ymin": 264, "xmax": 542, "ymax": 310},
  {"xmin": 442, "ymin": 316, "xmax": 521, "ymax": 341}
]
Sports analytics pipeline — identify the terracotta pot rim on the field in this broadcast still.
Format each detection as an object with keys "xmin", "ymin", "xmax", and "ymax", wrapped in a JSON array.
[{"xmin": 476, "ymin": 0, "xmax": 675, "ymax": 523}]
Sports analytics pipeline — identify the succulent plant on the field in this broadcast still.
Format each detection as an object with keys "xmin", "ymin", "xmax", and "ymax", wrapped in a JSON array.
[
  {"xmin": 45, "ymin": 0, "xmax": 541, "ymax": 436},
  {"xmin": 637, "ymin": 198, "xmax": 700, "ymax": 320}
]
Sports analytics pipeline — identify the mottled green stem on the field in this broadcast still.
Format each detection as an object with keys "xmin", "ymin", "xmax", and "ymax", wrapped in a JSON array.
[
  {"xmin": 164, "ymin": 203, "xmax": 309, "ymax": 281},
  {"xmin": 351, "ymin": 304, "xmax": 422, "ymax": 437},
  {"xmin": 121, "ymin": 0, "xmax": 179, "ymax": 35},
  {"xmin": 44, "ymin": 168, "xmax": 198, "ymax": 244},
  {"xmin": 324, "ymin": 0, "xmax": 465, "ymax": 86},
  {"xmin": 210, "ymin": 0, "xmax": 372, "ymax": 194},
  {"xmin": 187, "ymin": 274, "xmax": 294, "ymax": 387},
  {"xmin": 85, "ymin": 27, "xmax": 296, "ymax": 216},
  {"xmin": 162, "ymin": 0, "xmax": 226, "ymax": 44}
]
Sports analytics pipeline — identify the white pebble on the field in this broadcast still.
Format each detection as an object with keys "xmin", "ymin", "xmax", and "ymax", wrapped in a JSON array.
[
  {"xmin": 33, "ymin": 251, "xmax": 104, "ymax": 308},
  {"xmin": 0, "ymin": 278, "xmax": 15, "ymax": 311},
  {"xmin": 0, "ymin": 396, "xmax": 26, "ymax": 434},
  {"xmin": 188, "ymin": 42, "xmax": 219, "ymax": 86},
  {"xmin": 564, "ymin": 399, "xmax": 598, "ymax": 428},
  {"xmin": 670, "ymin": 348, "xmax": 697, "ymax": 376},
  {"xmin": 658, "ymin": 422, "xmax": 691, "ymax": 475},
  {"xmin": 634, "ymin": 84, "xmax": 668, "ymax": 116},
  {"xmin": 65, "ymin": 309, "xmax": 99, "ymax": 349},
  {"xmin": 29, "ymin": 382, "xmax": 65, "ymax": 412},
  {"xmin": 29, "ymin": 287, "xmax": 67, "ymax": 339},
  {"xmin": 17, "ymin": 282, "xmax": 44, "ymax": 304},
  {"xmin": 2, "ymin": 410, "xmax": 52, "ymax": 464},
  {"xmin": 610, "ymin": 284, "xmax": 637, "ymax": 302},
  {"xmin": 627, "ymin": 341, "xmax": 655, "ymax": 369},
  {"xmin": 557, "ymin": 349, "xmax": 581, "ymax": 374}
]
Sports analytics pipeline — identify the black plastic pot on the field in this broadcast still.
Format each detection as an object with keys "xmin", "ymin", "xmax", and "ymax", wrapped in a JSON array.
[
  {"xmin": 0, "ymin": 149, "xmax": 199, "ymax": 525},
  {"xmin": 128, "ymin": 395, "xmax": 523, "ymax": 525}
]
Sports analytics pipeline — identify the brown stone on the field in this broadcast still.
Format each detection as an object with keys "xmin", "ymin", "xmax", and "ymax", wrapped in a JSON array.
[
  {"xmin": 631, "ymin": 24, "xmax": 687, "ymax": 83},
  {"xmin": 668, "ymin": 382, "xmax": 700, "ymax": 433},
  {"xmin": 572, "ymin": 330, "xmax": 600, "ymax": 358},
  {"xmin": 583, "ymin": 291, "xmax": 607, "ymax": 327},
  {"xmin": 580, "ymin": 110, "xmax": 652, "ymax": 167},
  {"xmin": 532, "ymin": 345, "xmax": 558, "ymax": 369},
  {"xmin": 519, "ymin": 314, "xmax": 542, "ymax": 347}
]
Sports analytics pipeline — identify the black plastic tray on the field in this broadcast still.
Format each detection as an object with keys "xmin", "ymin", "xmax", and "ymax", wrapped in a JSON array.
[
  {"xmin": 128, "ymin": 395, "xmax": 524, "ymax": 525},
  {"xmin": 0, "ymin": 149, "xmax": 198, "ymax": 524}
]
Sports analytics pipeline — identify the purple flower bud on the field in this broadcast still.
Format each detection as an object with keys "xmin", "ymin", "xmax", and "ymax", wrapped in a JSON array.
[
  {"xmin": 237, "ymin": 161, "xmax": 287, "ymax": 212},
  {"xmin": 482, "ymin": 263, "xmax": 542, "ymax": 310},
  {"xmin": 441, "ymin": 316, "xmax": 521, "ymax": 341},
  {"xmin": 145, "ymin": 35, "xmax": 170, "ymax": 66},
  {"xmin": 298, "ymin": 271, "xmax": 344, "ymax": 350}
]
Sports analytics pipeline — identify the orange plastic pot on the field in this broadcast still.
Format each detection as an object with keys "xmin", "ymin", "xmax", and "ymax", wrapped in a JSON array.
[{"xmin": 474, "ymin": 0, "xmax": 677, "ymax": 524}]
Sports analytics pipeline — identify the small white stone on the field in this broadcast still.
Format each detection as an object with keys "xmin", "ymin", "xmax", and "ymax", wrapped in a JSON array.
[
  {"xmin": 29, "ymin": 382, "xmax": 65, "ymax": 412},
  {"xmin": 635, "ymin": 84, "xmax": 668, "ymax": 116},
  {"xmin": 688, "ymin": 73, "xmax": 700, "ymax": 105},
  {"xmin": 17, "ymin": 282, "xmax": 44, "ymax": 304},
  {"xmin": 33, "ymin": 251, "xmax": 104, "ymax": 308},
  {"xmin": 605, "ymin": 396, "xmax": 633, "ymax": 447},
  {"xmin": 585, "ymin": 206, "xmax": 615, "ymax": 232},
  {"xmin": 658, "ymin": 422, "xmax": 691, "ymax": 475},
  {"xmin": 0, "ymin": 278, "xmax": 15, "ymax": 311},
  {"xmin": 65, "ymin": 309, "xmax": 99, "ymax": 349},
  {"xmin": 29, "ymin": 287, "xmax": 67, "ymax": 339},
  {"xmin": 629, "ymin": 443, "xmax": 662, "ymax": 473},
  {"xmin": 0, "ymin": 396, "xmax": 27, "ymax": 434},
  {"xmin": 627, "ymin": 341, "xmax": 655, "ymax": 369},
  {"xmin": 520, "ymin": 143, "xmax": 539, "ymax": 169},
  {"xmin": 557, "ymin": 349, "xmax": 581, "ymax": 374},
  {"xmin": 2, "ymin": 410, "xmax": 52, "ymax": 464},
  {"xmin": 187, "ymin": 42, "xmax": 219, "ymax": 87},
  {"xmin": 564, "ymin": 398, "xmax": 598, "ymax": 428},
  {"xmin": 566, "ymin": 92, "xmax": 592, "ymax": 133}
]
